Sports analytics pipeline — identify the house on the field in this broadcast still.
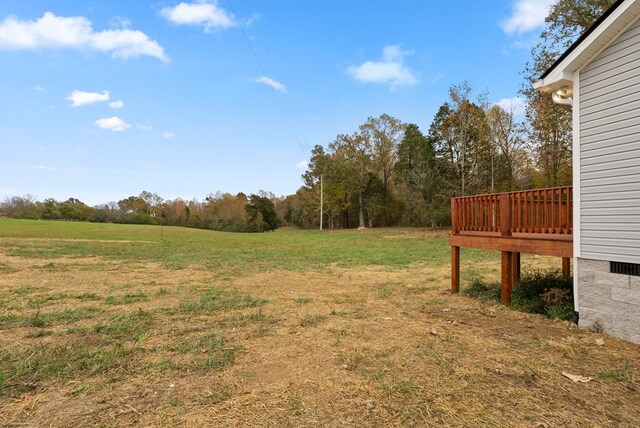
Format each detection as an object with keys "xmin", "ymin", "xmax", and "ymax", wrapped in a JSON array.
[{"xmin": 534, "ymin": 0, "xmax": 640, "ymax": 343}]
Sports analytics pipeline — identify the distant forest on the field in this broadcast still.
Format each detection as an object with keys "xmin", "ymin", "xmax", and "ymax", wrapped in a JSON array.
[
  {"xmin": 0, "ymin": 192, "xmax": 280, "ymax": 233},
  {"xmin": 0, "ymin": 1, "xmax": 615, "ymax": 232}
]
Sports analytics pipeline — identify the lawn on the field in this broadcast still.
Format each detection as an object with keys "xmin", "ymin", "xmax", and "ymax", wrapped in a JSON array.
[{"xmin": 0, "ymin": 219, "xmax": 638, "ymax": 427}]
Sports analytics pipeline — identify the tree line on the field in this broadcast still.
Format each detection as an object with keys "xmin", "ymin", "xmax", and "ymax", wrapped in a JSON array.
[
  {"xmin": 286, "ymin": 92, "xmax": 534, "ymax": 230},
  {"xmin": 0, "ymin": 191, "xmax": 280, "ymax": 233}
]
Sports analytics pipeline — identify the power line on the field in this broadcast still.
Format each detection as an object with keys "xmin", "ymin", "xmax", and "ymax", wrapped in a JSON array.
[
  {"xmin": 240, "ymin": 0, "xmax": 311, "ymax": 153},
  {"xmin": 240, "ymin": 0, "xmax": 310, "ymax": 151},
  {"xmin": 224, "ymin": 0, "xmax": 311, "ymax": 155}
]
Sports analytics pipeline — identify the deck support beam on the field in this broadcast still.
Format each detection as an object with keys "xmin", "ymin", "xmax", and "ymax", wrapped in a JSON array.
[
  {"xmin": 449, "ymin": 234, "xmax": 572, "ymax": 258},
  {"xmin": 451, "ymin": 246, "xmax": 460, "ymax": 293},
  {"xmin": 562, "ymin": 257, "xmax": 571, "ymax": 277},
  {"xmin": 501, "ymin": 251, "xmax": 513, "ymax": 305}
]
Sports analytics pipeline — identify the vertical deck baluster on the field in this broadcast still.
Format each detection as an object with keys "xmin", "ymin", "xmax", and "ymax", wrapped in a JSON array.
[
  {"xmin": 471, "ymin": 197, "xmax": 475, "ymax": 231},
  {"xmin": 516, "ymin": 192, "xmax": 521, "ymax": 232},
  {"xmin": 529, "ymin": 191, "xmax": 533, "ymax": 233},
  {"xmin": 476, "ymin": 197, "xmax": 480, "ymax": 231},
  {"xmin": 511, "ymin": 194, "xmax": 516, "ymax": 235},
  {"xmin": 560, "ymin": 189, "xmax": 564, "ymax": 233},
  {"xmin": 536, "ymin": 189, "xmax": 541, "ymax": 233},
  {"xmin": 466, "ymin": 198, "xmax": 469, "ymax": 231},
  {"xmin": 520, "ymin": 192, "xmax": 527, "ymax": 232},
  {"xmin": 543, "ymin": 189, "xmax": 548, "ymax": 233},
  {"xmin": 484, "ymin": 196, "xmax": 488, "ymax": 232},
  {"xmin": 525, "ymin": 191, "xmax": 529, "ymax": 233},
  {"xmin": 481, "ymin": 197, "xmax": 484, "ymax": 231},
  {"xmin": 551, "ymin": 188, "xmax": 556, "ymax": 233}
]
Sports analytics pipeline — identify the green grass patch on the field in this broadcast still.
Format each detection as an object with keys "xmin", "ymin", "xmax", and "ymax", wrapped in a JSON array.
[
  {"xmin": 105, "ymin": 295, "xmax": 119, "ymax": 305},
  {"xmin": 598, "ymin": 360, "xmax": 636, "ymax": 382},
  {"xmin": 226, "ymin": 309, "xmax": 277, "ymax": 337},
  {"xmin": 0, "ymin": 338, "xmax": 142, "ymax": 396},
  {"xmin": 299, "ymin": 313, "xmax": 327, "ymax": 327},
  {"xmin": 0, "ymin": 306, "xmax": 102, "ymax": 329},
  {"xmin": 93, "ymin": 310, "xmax": 154, "ymax": 342},
  {"xmin": 375, "ymin": 283, "xmax": 396, "ymax": 298},
  {"xmin": 0, "ymin": 262, "xmax": 18, "ymax": 274},
  {"xmin": 13, "ymin": 285, "xmax": 43, "ymax": 296},
  {"xmin": 463, "ymin": 278, "xmax": 501, "ymax": 301},
  {"xmin": 166, "ymin": 333, "xmax": 240, "ymax": 372},
  {"xmin": 103, "ymin": 292, "xmax": 149, "ymax": 305},
  {"xmin": 0, "ymin": 220, "xmax": 455, "ymax": 277},
  {"xmin": 382, "ymin": 380, "xmax": 421, "ymax": 396},
  {"xmin": 75, "ymin": 292, "xmax": 101, "ymax": 301},
  {"xmin": 124, "ymin": 292, "xmax": 149, "ymax": 304}
]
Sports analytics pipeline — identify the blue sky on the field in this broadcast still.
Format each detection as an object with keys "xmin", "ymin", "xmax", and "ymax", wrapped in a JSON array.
[{"xmin": 0, "ymin": 0, "xmax": 553, "ymax": 205}]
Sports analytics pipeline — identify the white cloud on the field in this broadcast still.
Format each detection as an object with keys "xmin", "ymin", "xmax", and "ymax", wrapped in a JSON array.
[
  {"xmin": 296, "ymin": 160, "xmax": 308, "ymax": 169},
  {"xmin": 502, "ymin": 0, "xmax": 554, "ymax": 35},
  {"xmin": 137, "ymin": 124, "xmax": 152, "ymax": 131},
  {"xmin": 108, "ymin": 100, "xmax": 124, "ymax": 109},
  {"xmin": 163, "ymin": 132, "xmax": 176, "ymax": 139},
  {"xmin": 496, "ymin": 96, "xmax": 526, "ymax": 117},
  {"xmin": 160, "ymin": 1, "xmax": 235, "ymax": 32},
  {"xmin": 254, "ymin": 76, "xmax": 287, "ymax": 93},
  {"xmin": 95, "ymin": 116, "xmax": 131, "ymax": 132},
  {"xmin": 67, "ymin": 90, "xmax": 109, "ymax": 107},
  {"xmin": 0, "ymin": 12, "xmax": 166, "ymax": 61},
  {"xmin": 347, "ymin": 45, "xmax": 419, "ymax": 90},
  {"xmin": 33, "ymin": 85, "xmax": 44, "ymax": 92}
]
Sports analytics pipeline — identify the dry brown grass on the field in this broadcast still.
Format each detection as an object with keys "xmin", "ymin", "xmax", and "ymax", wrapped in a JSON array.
[{"xmin": 0, "ymin": 251, "xmax": 638, "ymax": 427}]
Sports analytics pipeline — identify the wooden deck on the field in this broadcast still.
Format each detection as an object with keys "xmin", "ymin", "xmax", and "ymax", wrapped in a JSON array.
[{"xmin": 449, "ymin": 186, "xmax": 573, "ymax": 304}]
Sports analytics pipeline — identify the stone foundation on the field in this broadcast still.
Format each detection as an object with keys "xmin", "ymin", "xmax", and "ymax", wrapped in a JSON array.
[{"xmin": 578, "ymin": 258, "xmax": 640, "ymax": 344}]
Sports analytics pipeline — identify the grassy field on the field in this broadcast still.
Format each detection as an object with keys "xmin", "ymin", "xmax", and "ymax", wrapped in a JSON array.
[{"xmin": 0, "ymin": 219, "xmax": 638, "ymax": 427}]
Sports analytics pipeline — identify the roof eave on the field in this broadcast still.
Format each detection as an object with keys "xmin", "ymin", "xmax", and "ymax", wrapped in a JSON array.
[
  {"xmin": 535, "ymin": 0, "xmax": 640, "ymax": 92},
  {"xmin": 534, "ymin": 71, "xmax": 574, "ymax": 93}
]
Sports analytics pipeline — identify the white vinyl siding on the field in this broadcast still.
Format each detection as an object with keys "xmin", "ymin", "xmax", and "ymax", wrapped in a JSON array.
[{"xmin": 580, "ymin": 16, "xmax": 640, "ymax": 264}]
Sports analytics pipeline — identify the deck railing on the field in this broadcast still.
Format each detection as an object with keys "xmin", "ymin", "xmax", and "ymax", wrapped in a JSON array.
[{"xmin": 451, "ymin": 186, "xmax": 572, "ymax": 237}]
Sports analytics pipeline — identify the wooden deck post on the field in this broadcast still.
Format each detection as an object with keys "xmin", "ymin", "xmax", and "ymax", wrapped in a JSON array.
[
  {"xmin": 562, "ymin": 257, "xmax": 571, "ymax": 277},
  {"xmin": 512, "ymin": 252, "xmax": 521, "ymax": 284},
  {"xmin": 499, "ymin": 194, "xmax": 514, "ymax": 305},
  {"xmin": 451, "ymin": 198, "xmax": 460, "ymax": 293},
  {"xmin": 502, "ymin": 251, "xmax": 513, "ymax": 305},
  {"xmin": 452, "ymin": 246, "xmax": 460, "ymax": 293}
]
